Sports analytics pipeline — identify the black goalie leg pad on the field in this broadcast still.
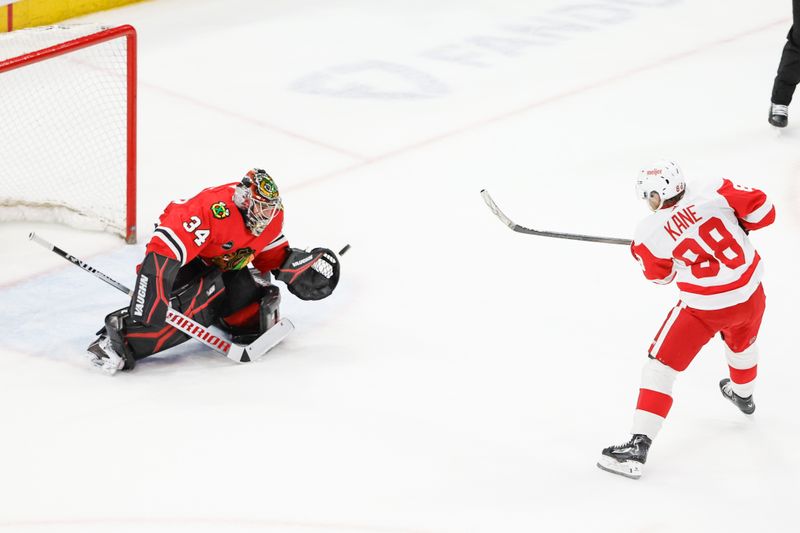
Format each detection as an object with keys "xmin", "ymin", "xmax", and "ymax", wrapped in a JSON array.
[
  {"xmin": 220, "ymin": 284, "xmax": 282, "ymax": 344},
  {"xmin": 123, "ymin": 266, "xmax": 226, "ymax": 360},
  {"xmin": 129, "ymin": 252, "xmax": 182, "ymax": 326},
  {"xmin": 260, "ymin": 284, "xmax": 281, "ymax": 332}
]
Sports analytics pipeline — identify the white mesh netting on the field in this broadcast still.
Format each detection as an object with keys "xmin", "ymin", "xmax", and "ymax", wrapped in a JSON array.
[{"xmin": 0, "ymin": 24, "xmax": 133, "ymax": 240}]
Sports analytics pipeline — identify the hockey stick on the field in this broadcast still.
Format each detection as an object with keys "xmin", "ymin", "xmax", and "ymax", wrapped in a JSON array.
[
  {"xmin": 28, "ymin": 232, "xmax": 290, "ymax": 363},
  {"xmin": 480, "ymin": 189, "xmax": 632, "ymax": 246}
]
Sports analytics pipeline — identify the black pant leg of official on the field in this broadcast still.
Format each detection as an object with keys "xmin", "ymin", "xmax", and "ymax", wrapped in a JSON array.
[{"xmin": 772, "ymin": 3, "xmax": 800, "ymax": 105}]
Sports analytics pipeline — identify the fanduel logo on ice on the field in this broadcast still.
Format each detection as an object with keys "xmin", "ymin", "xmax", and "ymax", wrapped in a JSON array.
[
  {"xmin": 291, "ymin": 0, "xmax": 684, "ymax": 100},
  {"xmin": 134, "ymin": 275, "xmax": 149, "ymax": 316}
]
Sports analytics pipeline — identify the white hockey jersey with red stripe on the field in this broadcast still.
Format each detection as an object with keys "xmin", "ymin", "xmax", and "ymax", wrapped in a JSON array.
[{"xmin": 631, "ymin": 178, "xmax": 775, "ymax": 310}]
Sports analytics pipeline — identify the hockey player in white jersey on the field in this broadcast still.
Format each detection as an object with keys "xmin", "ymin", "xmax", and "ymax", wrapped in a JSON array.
[{"xmin": 597, "ymin": 160, "xmax": 776, "ymax": 480}]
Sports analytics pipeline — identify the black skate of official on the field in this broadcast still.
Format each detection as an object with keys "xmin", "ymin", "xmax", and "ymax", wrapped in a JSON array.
[
  {"xmin": 769, "ymin": 103, "xmax": 788, "ymax": 127},
  {"xmin": 596, "ymin": 434, "xmax": 652, "ymax": 480},
  {"xmin": 719, "ymin": 378, "xmax": 755, "ymax": 415}
]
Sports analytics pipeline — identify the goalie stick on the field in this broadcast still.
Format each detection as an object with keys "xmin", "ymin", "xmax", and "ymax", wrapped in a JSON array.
[
  {"xmin": 480, "ymin": 190, "xmax": 633, "ymax": 246},
  {"xmin": 28, "ymin": 232, "xmax": 292, "ymax": 363}
]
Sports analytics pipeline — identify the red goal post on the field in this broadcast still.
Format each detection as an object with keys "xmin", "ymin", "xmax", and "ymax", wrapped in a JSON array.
[{"xmin": 0, "ymin": 24, "xmax": 137, "ymax": 243}]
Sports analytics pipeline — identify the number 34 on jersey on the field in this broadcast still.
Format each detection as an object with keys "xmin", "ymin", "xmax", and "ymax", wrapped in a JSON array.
[{"xmin": 183, "ymin": 215, "xmax": 210, "ymax": 246}]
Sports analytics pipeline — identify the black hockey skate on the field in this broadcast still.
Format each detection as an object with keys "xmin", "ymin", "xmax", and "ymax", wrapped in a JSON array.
[
  {"xmin": 86, "ymin": 312, "xmax": 135, "ymax": 375},
  {"xmin": 86, "ymin": 335, "xmax": 129, "ymax": 375},
  {"xmin": 719, "ymin": 378, "xmax": 755, "ymax": 415},
  {"xmin": 769, "ymin": 103, "xmax": 788, "ymax": 128},
  {"xmin": 596, "ymin": 434, "xmax": 652, "ymax": 480}
]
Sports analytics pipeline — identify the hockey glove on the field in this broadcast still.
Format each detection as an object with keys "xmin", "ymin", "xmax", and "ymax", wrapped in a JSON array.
[
  {"xmin": 273, "ymin": 247, "xmax": 340, "ymax": 301},
  {"xmin": 128, "ymin": 252, "xmax": 182, "ymax": 326}
]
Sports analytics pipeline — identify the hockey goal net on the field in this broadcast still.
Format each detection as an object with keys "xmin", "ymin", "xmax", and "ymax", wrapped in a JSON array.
[{"xmin": 0, "ymin": 24, "xmax": 137, "ymax": 243}]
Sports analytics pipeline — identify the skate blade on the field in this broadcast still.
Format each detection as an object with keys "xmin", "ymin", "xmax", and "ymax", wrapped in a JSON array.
[{"xmin": 596, "ymin": 455, "xmax": 643, "ymax": 480}]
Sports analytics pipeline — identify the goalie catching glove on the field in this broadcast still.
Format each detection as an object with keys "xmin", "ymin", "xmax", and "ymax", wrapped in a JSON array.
[{"xmin": 273, "ymin": 247, "xmax": 340, "ymax": 301}]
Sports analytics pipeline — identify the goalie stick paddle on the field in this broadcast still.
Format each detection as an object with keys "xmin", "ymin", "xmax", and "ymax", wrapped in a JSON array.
[
  {"xmin": 480, "ymin": 190, "xmax": 633, "ymax": 246},
  {"xmin": 28, "ymin": 232, "xmax": 291, "ymax": 363}
]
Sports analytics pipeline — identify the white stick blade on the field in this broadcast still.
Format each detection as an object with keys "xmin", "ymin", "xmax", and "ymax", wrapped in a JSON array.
[
  {"xmin": 480, "ymin": 189, "xmax": 515, "ymax": 229},
  {"xmin": 239, "ymin": 318, "xmax": 295, "ymax": 362}
]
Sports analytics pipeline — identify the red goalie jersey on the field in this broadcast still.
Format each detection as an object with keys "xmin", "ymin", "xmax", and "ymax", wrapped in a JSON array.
[
  {"xmin": 145, "ymin": 183, "xmax": 289, "ymax": 274},
  {"xmin": 631, "ymin": 178, "xmax": 775, "ymax": 310}
]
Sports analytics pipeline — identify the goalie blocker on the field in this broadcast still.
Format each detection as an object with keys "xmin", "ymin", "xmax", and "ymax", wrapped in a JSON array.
[{"xmin": 89, "ymin": 247, "xmax": 340, "ymax": 371}]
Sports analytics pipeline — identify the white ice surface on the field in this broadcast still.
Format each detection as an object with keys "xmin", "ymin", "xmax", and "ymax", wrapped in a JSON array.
[{"xmin": 1, "ymin": 1, "xmax": 799, "ymax": 532}]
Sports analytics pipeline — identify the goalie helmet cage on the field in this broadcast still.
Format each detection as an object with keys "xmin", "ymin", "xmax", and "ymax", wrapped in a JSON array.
[{"xmin": 0, "ymin": 24, "xmax": 137, "ymax": 243}]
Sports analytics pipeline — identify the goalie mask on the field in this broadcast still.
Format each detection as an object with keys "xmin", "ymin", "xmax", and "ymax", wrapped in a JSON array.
[
  {"xmin": 233, "ymin": 168, "xmax": 283, "ymax": 236},
  {"xmin": 635, "ymin": 159, "xmax": 686, "ymax": 211}
]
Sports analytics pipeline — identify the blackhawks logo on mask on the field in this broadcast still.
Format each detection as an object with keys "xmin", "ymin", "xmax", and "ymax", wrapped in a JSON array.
[
  {"xmin": 211, "ymin": 201, "xmax": 230, "ymax": 219},
  {"xmin": 255, "ymin": 174, "xmax": 279, "ymax": 200}
]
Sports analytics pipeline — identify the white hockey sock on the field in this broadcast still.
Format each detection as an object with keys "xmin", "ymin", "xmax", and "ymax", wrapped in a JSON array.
[
  {"xmin": 631, "ymin": 358, "xmax": 679, "ymax": 440},
  {"xmin": 632, "ymin": 409, "xmax": 665, "ymax": 440},
  {"xmin": 726, "ymin": 343, "xmax": 758, "ymax": 398}
]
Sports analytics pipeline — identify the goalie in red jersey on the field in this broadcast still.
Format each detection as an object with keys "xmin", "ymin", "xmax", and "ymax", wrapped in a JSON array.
[{"xmin": 86, "ymin": 168, "xmax": 340, "ymax": 374}]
